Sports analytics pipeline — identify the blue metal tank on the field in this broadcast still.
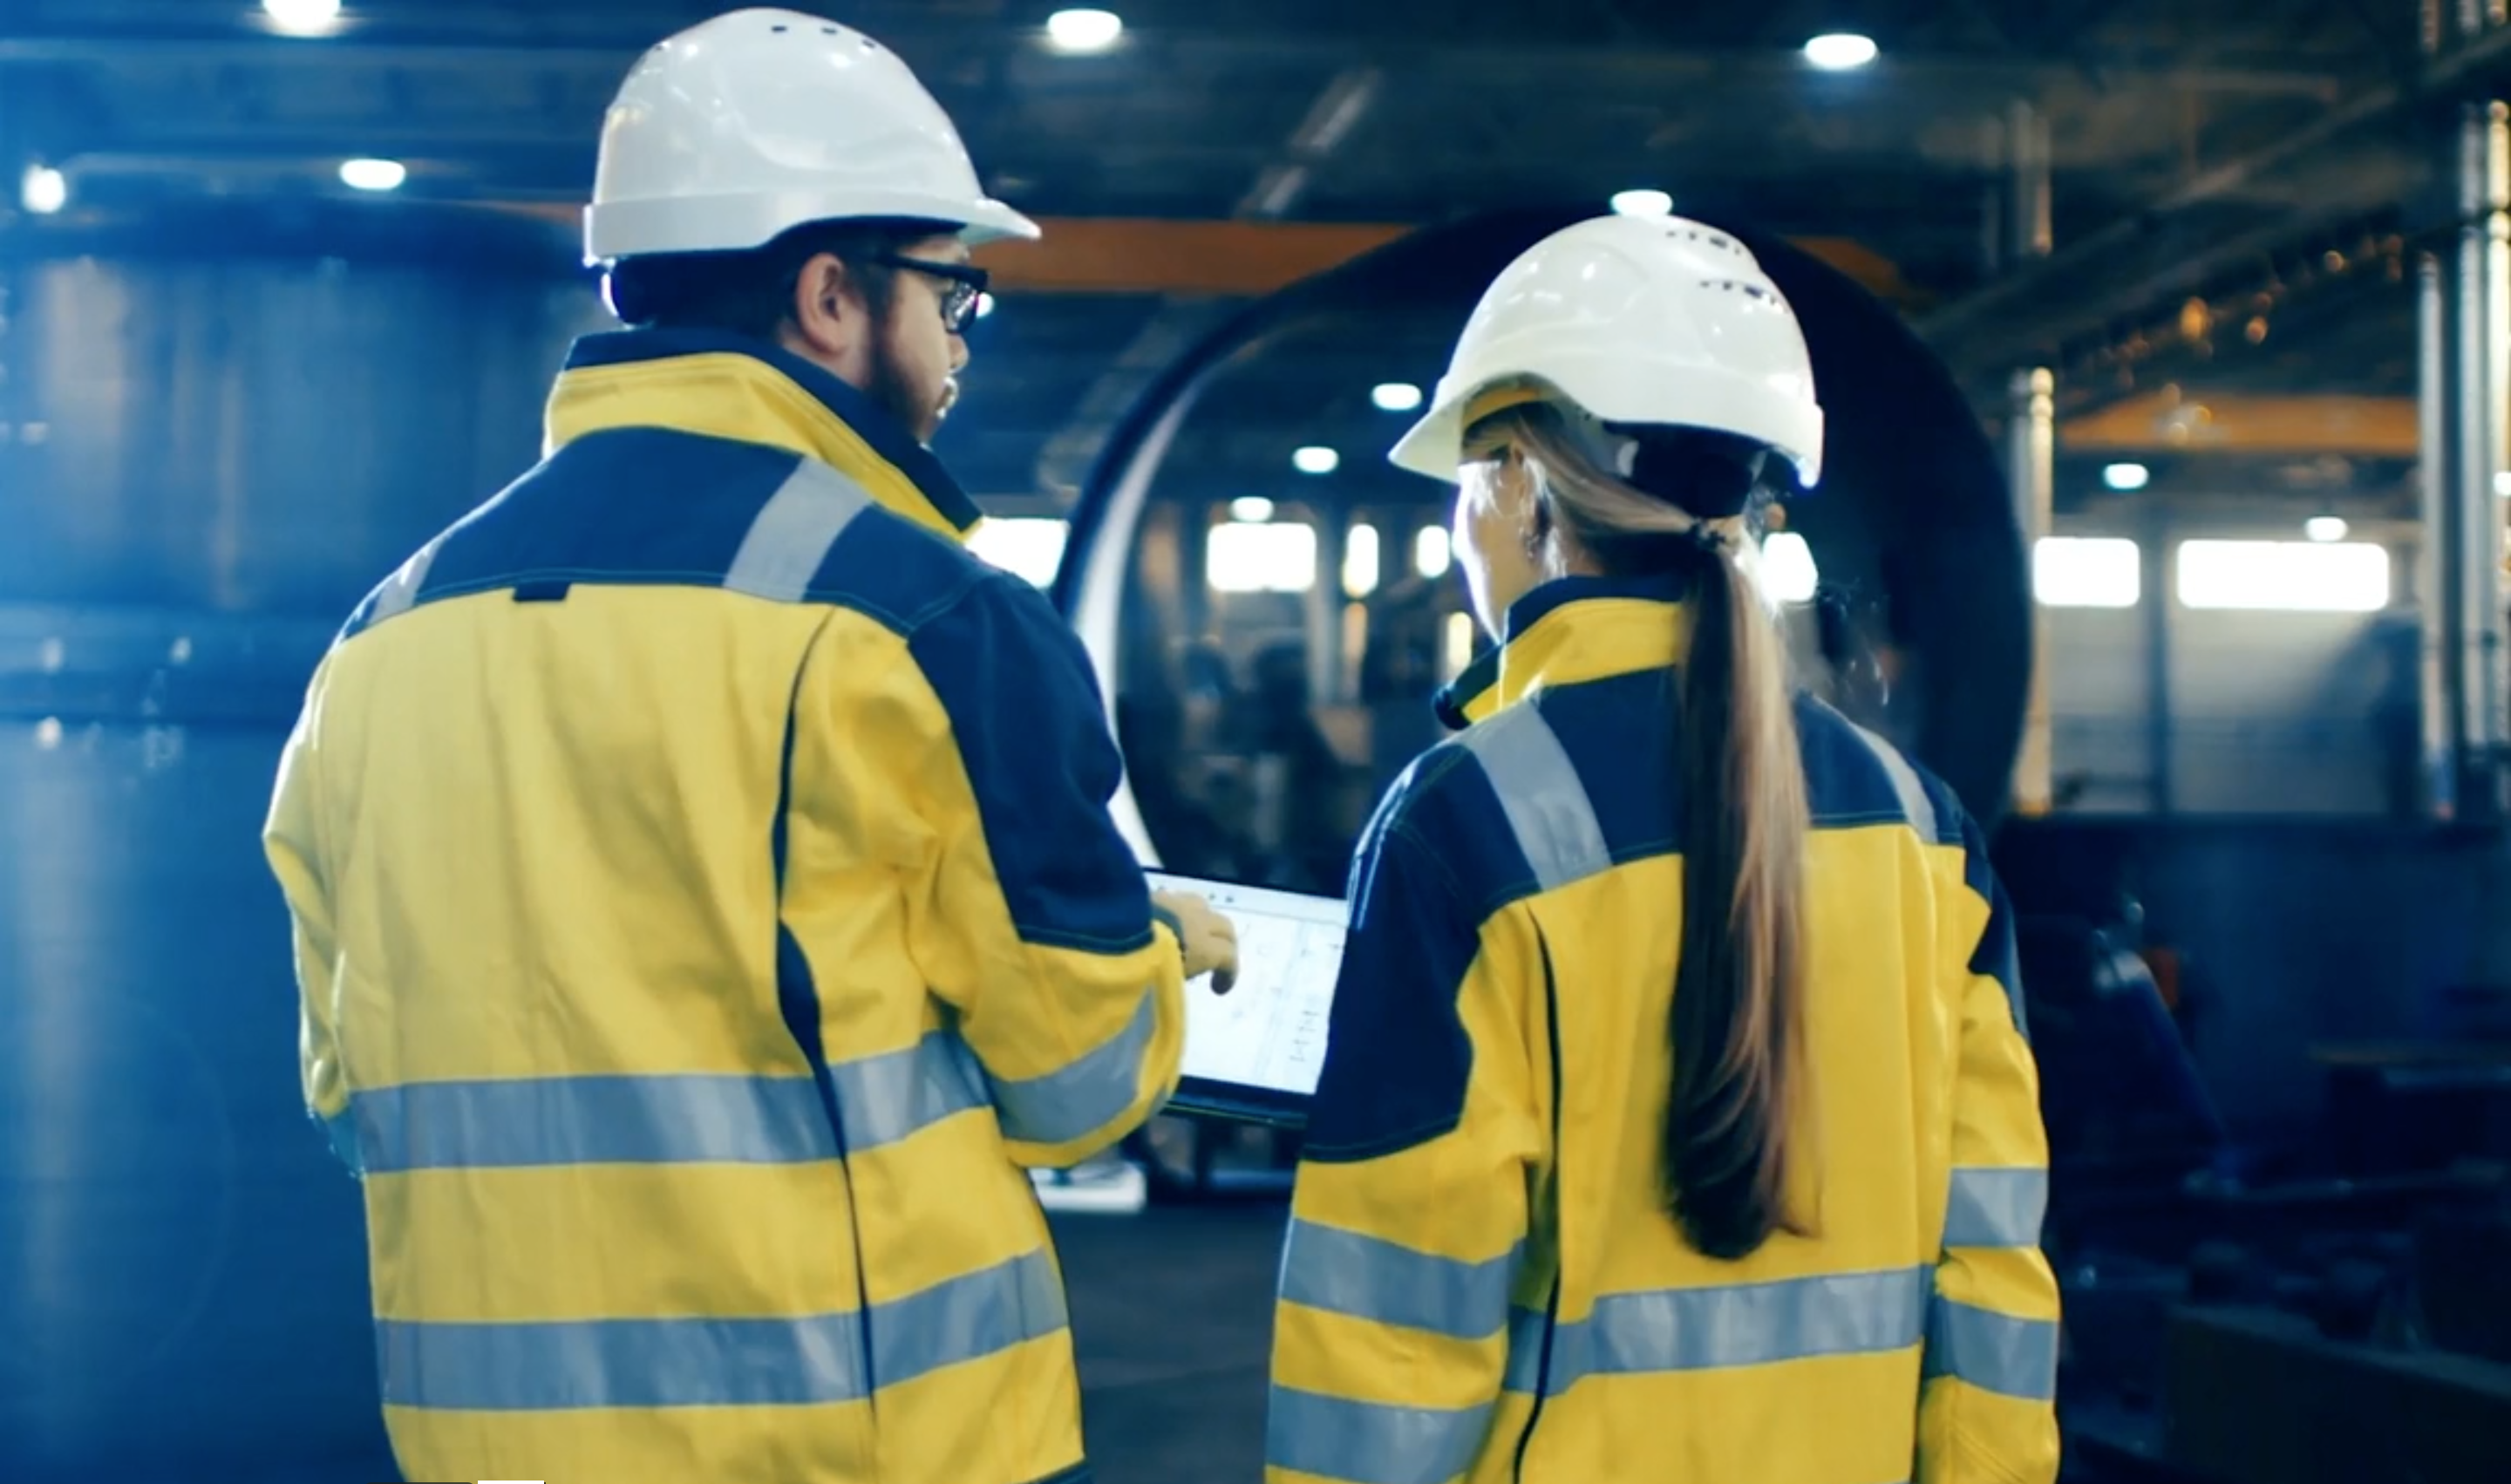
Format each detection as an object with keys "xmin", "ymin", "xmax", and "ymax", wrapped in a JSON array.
[{"xmin": 0, "ymin": 203, "xmax": 598, "ymax": 1483}]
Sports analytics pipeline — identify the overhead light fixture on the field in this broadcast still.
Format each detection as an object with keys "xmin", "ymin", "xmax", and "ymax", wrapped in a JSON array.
[
  {"xmin": 1802, "ymin": 32, "xmax": 1879, "ymax": 70},
  {"xmin": 1230, "ymin": 496, "xmax": 1276, "ymax": 523},
  {"xmin": 2305, "ymin": 515, "xmax": 2350, "ymax": 543},
  {"xmin": 1609, "ymin": 188, "xmax": 1674, "ymax": 218},
  {"xmin": 1371, "ymin": 382, "xmax": 1424, "ymax": 412},
  {"xmin": 1045, "ymin": 9, "xmax": 1124, "ymax": 52},
  {"xmin": 1293, "ymin": 446, "xmax": 1339, "ymax": 475},
  {"xmin": 2102, "ymin": 461, "xmax": 2151, "ymax": 492},
  {"xmin": 262, "ymin": 0, "xmax": 344, "ymax": 36},
  {"xmin": 973, "ymin": 291, "xmax": 997, "ymax": 320},
  {"xmin": 338, "ymin": 158, "xmax": 407, "ymax": 192},
  {"xmin": 20, "ymin": 164, "xmax": 66, "ymax": 215}
]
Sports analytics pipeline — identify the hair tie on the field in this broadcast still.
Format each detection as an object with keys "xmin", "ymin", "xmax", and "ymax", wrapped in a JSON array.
[{"xmin": 1681, "ymin": 520, "xmax": 1730, "ymax": 557}]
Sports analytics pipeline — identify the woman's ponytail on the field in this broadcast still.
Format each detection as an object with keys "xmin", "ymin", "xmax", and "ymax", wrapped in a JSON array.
[{"xmin": 1487, "ymin": 405, "xmax": 1812, "ymax": 1262}]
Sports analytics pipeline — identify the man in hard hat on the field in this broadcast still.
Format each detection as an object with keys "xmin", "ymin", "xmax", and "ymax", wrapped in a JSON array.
[{"xmin": 262, "ymin": 10, "xmax": 1236, "ymax": 1483}]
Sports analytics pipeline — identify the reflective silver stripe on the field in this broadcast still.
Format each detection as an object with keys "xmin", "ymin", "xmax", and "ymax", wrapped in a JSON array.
[
  {"xmin": 365, "ymin": 537, "xmax": 441, "ymax": 625},
  {"xmin": 1277, "ymin": 1219, "xmax": 1517, "ymax": 1341},
  {"xmin": 351, "ymin": 1074, "xmax": 839, "ymax": 1173},
  {"xmin": 1459, "ymin": 702, "xmax": 1611, "ymax": 890},
  {"xmin": 319, "ymin": 1106, "xmax": 364, "ymax": 1175},
  {"xmin": 1848, "ymin": 719, "xmax": 1939, "ymax": 843},
  {"xmin": 725, "ymin": 459, "xmax": 871, "ymax": 602},
  {"xmin": 378, "ymin": 1248, "xmax": 1066, "ymax": 1412},
  {"xmin": 1922, "ymin": 1295, "xmax": 2059, "ymax": 1400},
  {"xmin": 1503, "ymin": 1268, "xmax": 1930, "ymax": 1397},
  {"xmin": 985, "ymin": 989, "xmax": 1158, "ymax": 1147},
  {"xmin": 1943, "ymin": 1167, "xmax": 2048, "ymax": 1249},
  {"xmin": 827, "ymin": 1032, "xmax": 990, "ymax": 1154},
  {"xmin": 348, "ymin": 1038, "xmax": 989, "ymax": 1174},
  {"xmin": 1265, "ymin": 1385, "xmax": 1494, "ymax": 1484},
  {"xmin": 874, "ymin": 1246, "xmax": 1071, "ymax": 1388}
]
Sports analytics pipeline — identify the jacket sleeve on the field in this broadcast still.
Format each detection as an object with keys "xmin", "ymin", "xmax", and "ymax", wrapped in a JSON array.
[
  {"xmin": 1918, "ymin": 805, "xmax": 2062, "ymax": 1484},
  {"xmin": 894, "ymin": 572, "xmax": 1186, "ymax": 1168},
  {"xmin": 1268, "ymin": 817, "xmax": 1541, "ymax": 1484},
  {"xmin": 262, "ymin": 661, "xmax": 362, "ymax": 1174}
]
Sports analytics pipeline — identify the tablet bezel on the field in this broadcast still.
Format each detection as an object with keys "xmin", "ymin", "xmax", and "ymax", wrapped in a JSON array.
[{"xmin": 1145, "ymin": 868, "xmax": 1346, "ymax": 1128}]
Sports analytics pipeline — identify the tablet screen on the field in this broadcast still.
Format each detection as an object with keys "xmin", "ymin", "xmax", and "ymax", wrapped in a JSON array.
[{"xmin": 1147, "ymin": 872, "xmax": 1347, "ymax": 1115}]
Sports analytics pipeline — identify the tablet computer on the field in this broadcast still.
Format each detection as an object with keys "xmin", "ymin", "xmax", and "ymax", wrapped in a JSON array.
[{"xmin": 1148, "ymin": 871, "xmax": 1348, "ymax": 1128}]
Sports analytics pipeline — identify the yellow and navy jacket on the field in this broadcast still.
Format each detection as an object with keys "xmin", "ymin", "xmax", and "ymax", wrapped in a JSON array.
[
  {"xmin": 1269, "ymin": 575, "xmax": 2060, "ymax": 1484},
  {"xmin": 262, "ymin": 330, "xmax": 1186, "ymax": 1484}
]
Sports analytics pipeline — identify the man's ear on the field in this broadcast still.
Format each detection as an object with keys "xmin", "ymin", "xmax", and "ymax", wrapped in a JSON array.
[{"xmin": 786, "ymin": 251, "xmax": 861, "ymax": 363}]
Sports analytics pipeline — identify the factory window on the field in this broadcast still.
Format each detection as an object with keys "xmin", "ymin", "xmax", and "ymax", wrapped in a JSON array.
[
  {"xmin": 1415, "ymin": 526, "xmax": 1453, "ymax": 579},
  {"xmin": 1208, "ymin": 519, "xmax": 1318, "ymax": 594},
  {"xmin": 2034, "ymin": 536, "xmax": 2141, "ymax": 608},
  {"xmin": 1343, "ymin": 521, "xmax": 1381, "ymax": 598},
  {"xmin": 2175, "ymin": 539, "xmax": 2392, "ymax": 612},
  {"xmin": 1443, "ymin": 610, "xmax": 1480, "ymax": 680},
  {"xmin": 1757, "ymin": 531, "xmax": 1820, "ymax": 603},
  {"xmin": 966, "ymin": 517, "xmax": 1069, "ymax": 588}
]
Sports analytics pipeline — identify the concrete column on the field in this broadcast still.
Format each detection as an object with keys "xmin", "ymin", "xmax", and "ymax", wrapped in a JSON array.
[
  {"xmin": 2417, "ymin": 4, "xmax": 2511, "ymax": 826},
  {"xmin": 2006, "ymin": 99, "xmax": 2057, "ymax": 817}
]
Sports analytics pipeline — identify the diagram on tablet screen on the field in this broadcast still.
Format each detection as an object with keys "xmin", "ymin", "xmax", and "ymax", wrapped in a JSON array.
[{"xmin": 1150, "ymin": 875, "xmax": 1347, "ymax": 1097}]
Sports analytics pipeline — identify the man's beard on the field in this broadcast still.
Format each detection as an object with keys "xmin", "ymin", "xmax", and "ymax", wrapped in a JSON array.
[{"xmin": 866, "ymin": 332, "xmax": 949, "ymax": 446}]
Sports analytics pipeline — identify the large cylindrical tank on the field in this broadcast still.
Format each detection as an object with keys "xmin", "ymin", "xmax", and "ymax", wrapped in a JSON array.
[{"xmin": 0, "ymin": 203, "xmax": 599, "ymax": 1483}]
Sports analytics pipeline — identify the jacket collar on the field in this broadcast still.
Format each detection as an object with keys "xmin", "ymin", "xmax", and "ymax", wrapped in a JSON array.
[
  {"xmin": 545, "ymin": 329, "xmax": 983, "ymax": 541},
  {"xmin": 1432, "ymin": 573, "xmax": 1695, "ymax": 730}
]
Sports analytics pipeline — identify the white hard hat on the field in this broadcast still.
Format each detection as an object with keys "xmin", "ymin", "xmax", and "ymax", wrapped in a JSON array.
[
  {"xmin": 583, "ymin": 7, "xmax": 1040, "ymax": 265},
  {"xmin": 1389, "ymin": 214, "xmax": 1824, "ymax": 489}
]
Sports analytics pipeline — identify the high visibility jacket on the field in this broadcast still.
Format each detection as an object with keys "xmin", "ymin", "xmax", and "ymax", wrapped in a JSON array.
[
  {"xmin": 1268, "ymin": 574, "xmax": 2060, "ymax": 1484},
  {"xmin": 263, "ymin": 329, "xmax": 1187, "ymax": 1484}
]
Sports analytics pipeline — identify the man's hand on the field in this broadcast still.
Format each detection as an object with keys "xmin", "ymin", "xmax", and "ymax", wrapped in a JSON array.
[{"xmin": 1153, "ymin": 889, "xmax": 1241, "ymax": 994}]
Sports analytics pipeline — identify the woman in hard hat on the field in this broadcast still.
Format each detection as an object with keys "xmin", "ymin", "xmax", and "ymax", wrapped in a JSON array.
[
  {"xmin": 265, "ymin": 10, "xmax": 1235, "ymax": 1484},
  {"xmin": 1265, "ymin": 215, "xmax": 2060, "ymax": 1483}
]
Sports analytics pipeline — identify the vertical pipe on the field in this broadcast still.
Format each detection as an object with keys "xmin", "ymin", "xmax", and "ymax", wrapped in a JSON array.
[
  {"xmin": 1307, "ymin": 514, "xmax": 1344, "ymax": 706},
  {"xmin": 2009, "ymin": 101, "xmax": 2049, "ymax": 823},
  {"xmin": 2007, "ymin": 99, "xmax": 2055, "ymax": 261},
  {"xmin": 2452, "ymin": 99, "xmax": 2510, "ymax": 825},
  {"xmin": 2419, "ymin": 251, "xmax": 2460, "ymax": 819},
  {"xmin": 2008, "ymin": 367, "xmax": 2057, "ymax": 816},
  {"xmin": 2144, "ymin": 502, "xmax": 2177, "ymax": 813},
  {"xmin": 2006, "ymin": 99, "xmax": 2057, "ymax": 818}
]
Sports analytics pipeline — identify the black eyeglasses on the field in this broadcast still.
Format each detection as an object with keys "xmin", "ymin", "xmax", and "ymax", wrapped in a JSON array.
[{"xmin": 874, "ymin": 254, "xmax": 991, "ymax": 333}]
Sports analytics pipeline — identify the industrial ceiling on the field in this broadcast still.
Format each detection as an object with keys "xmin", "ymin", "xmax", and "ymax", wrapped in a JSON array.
[{"xmin": 1, "ymin": 0, "xmax": 2501, "ymax": 506}]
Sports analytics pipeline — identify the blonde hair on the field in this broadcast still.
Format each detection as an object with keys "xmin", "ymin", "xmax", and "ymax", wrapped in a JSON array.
[{"xmin": 1480, "ymin": 400, "xmax": 1812, "ymax": 1261}]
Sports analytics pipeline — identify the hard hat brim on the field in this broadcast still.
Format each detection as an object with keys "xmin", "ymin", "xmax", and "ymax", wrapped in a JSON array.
[
  {"xmin": 1386, "ymin": 355, "xmax": 1824, "ymax": 490},
  {"xmin": 585, "ymin": 187, "xmax": 1041, "ymax": 265}
]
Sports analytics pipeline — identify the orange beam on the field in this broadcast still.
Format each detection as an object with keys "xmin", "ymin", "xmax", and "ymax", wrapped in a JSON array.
[
  {"xmin": 2062, "ymin": 391, "xmax": 2419, "ymax": 458},
  {"xmin": 483, "ymin": 203, "xmax": 1911, "ymax": 303}
]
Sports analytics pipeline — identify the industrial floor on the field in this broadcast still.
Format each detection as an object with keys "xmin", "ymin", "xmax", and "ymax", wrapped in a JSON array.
[{"xmin": 1058, "ymin": 1203, "xmax": 1286, "ymax": 1483}]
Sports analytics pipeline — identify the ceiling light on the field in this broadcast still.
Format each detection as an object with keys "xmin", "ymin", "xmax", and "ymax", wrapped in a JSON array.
[
  {"xmin": 1802, "ymin": 32, "xmax": 1880, "ymax": 71},
  {"xmin": 1371, "ymin": 382, "xmax": 1424, "ymax": 412},
  {"xmin": 338, "ymin": 158, "xmax": 407, "ymax": 192},
  {"xmin": 1293, "ymin": 446, "xmax": 1339, "ymax": 475},
  {"xmin": 20, "ymin": 165, "xmax": 66, "ymax": 215},
  {"xmin": 2305, "ymin": 515, "xmax": 2350, "ymax": 543},
  {"xmin": 2101, "ymin": 461, "xmax": 2151, "ymax": 492},
  {"xmin": 1045, "ymin": 9, "xmax": 1124, "ymax": 52},
  {"xmin": 974, "ymin": 291, "xmax": 997, "ymax": 320},
  {"xmin": 262, "ymin": 0, "xmax": 344, "ymax": 36},
  {"xmin": 1609, "ymin": 188, "xmax": 1673, "ymax": 218},
  {"xmin": 1230, "ymin": 496, "xmax": 1276, "ymax": 523}
]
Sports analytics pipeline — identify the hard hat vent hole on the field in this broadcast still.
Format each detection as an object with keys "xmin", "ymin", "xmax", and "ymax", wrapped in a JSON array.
[{"xmin": 771, "ymin": 23, "xmax": 788, "ymax": 32}]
